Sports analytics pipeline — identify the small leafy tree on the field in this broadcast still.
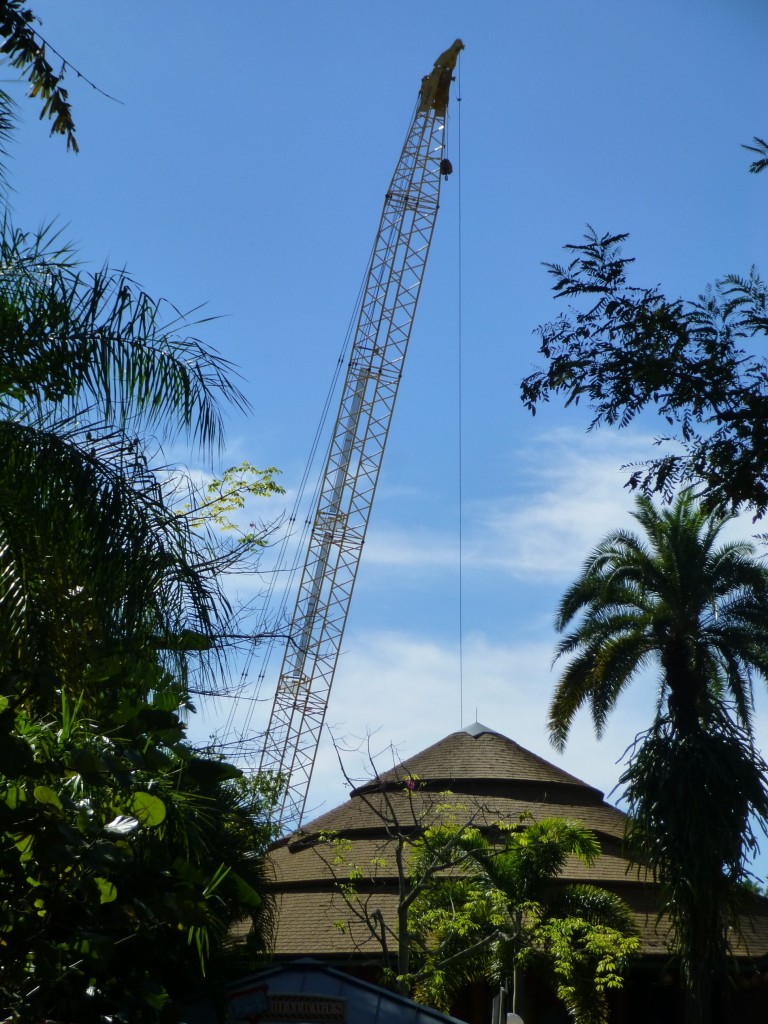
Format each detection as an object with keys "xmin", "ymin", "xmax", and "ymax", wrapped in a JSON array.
[
  {"xmin": 313, "ymin": 740, "xmax": 489, "ymax": 993},
  {"xmin": 312, "ymin": 740, "xmax": 636, "ymax": 1022},
  {"xmin": 409, "ymin": 818, "xmax": 638, "ymax": 1024}
]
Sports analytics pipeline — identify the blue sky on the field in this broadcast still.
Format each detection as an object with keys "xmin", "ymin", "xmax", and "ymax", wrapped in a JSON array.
[{"xmin": 10, "ymin": 1, "xmax": 768, "ymax": 860}]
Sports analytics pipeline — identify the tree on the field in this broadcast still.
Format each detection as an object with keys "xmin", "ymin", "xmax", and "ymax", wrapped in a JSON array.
[
  {"xmin": 312, "ymin": 740, "xmax": 490, "ymax": 994},
  {"xmin": 549, "ymin": 491, "xmax": 768, "ymax": 1024},
  {"xmin": 409, "ymin": 817, "xmax": 638, "ymax": 1024},
  {"xmin": 521, "ymin": 228, "xmax": 768, "ymax": 518},
  {"xmin": 313, "ymin": 739, "xmax": 637, "ymax": 1023},
  {"xmin": 0, "ymin": 0, "xmax": 94, "ymax": 152},
  {"xmin": 0, "ymin": 92, "xmax": 281, "ymax": 1018},
  {"xmin": 0, "ymin": 701, "xmax": 280, "ymax": 1022}
]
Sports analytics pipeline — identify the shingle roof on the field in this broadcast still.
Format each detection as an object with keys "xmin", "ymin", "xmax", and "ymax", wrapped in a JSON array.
[
  {"xmin": 286, "ymin": 790, "xmax": 627, "ymax": 848},
  {"xmin": 266, "ymin": 890, "xmax": 679, "ymax": 958},
  {"xmin": 265, "ymin": 724, "xmax": 768, "ymax": 961},
  {"xmin": 359, "ymin": 724, "xmax": 602, "ymax": 797}
]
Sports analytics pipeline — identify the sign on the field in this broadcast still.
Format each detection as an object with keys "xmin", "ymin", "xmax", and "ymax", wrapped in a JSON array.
[{"xmin": 228, "ymin": 985, "xmax": 347, "ymax": 1023}]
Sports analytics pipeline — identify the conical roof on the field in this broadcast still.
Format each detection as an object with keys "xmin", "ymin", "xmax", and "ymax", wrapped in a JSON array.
[
  {"xmin": 356, "ymin": 723, "xmax": 603, "ymax": 797},
  {"xmin": 291, "ymin": 724, "xmax": 624, "ymax": 849},
  {"xmin": 264, "ymin": 725, "xmax": 768, "ymax": 962}
]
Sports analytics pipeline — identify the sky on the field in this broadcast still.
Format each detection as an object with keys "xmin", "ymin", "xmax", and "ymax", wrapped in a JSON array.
[{"xmin": 9, "ymin": 1, "xmax": 768, "ymax": 861}]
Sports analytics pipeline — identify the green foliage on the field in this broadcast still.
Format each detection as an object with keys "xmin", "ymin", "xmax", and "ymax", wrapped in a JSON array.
[
  {"xmin": 180, "ymin": 461, "xmax": 284, "ymax": 547},
  {"xmin": 550, "ymin": 491, "xmax": 768, "ymax": 748},
  {"xmin": 0, "ymin": 0, "xmax": 83, "ymax": 151},
  {"xmin": 312, "ymin": 769, "xmax": 476, "ymax": 996},
  {"xmin": 620, "ymin": 715, "xmax": 768, "ymax": 1011},
  {"xmin": 743, "ymin": 136, "xmax": 768, "ymax": 175},
  {"xmin": 0, "ymin": 219, "xmax": 248, "ymax": 447},
  {"xmin": 315, "ymin": 752, "xmax": 635, "ymax": 1022},
  {"xmin": 408, "ymin": 817, "xmax": 638, "ymax": 1023},
  {"xmin": 0, "ymin": 82, "xmax": 280, "ymax": 1020},
  {"xmin": 534, "ymin": 912, "xmax": 635, "ymax": 1024},
  {"xmin": 0, "ymin": 685, "xmax": 280, "ymax": 1022},
  {"xmin": 522, "ymin": 228, "xmax": 768, "ymax": 517}
]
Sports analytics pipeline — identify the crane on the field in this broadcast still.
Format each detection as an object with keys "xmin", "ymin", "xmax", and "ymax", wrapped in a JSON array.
[{"xmin": 259, "ymin": 40, "xmax": 464, "ymax": 830}]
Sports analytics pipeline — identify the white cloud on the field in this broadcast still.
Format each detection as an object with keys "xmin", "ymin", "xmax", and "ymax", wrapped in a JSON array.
[
  {"xmin": 354, "ymin": 429, "xmax": 654, "ymax": 581},
  {"xmin": 362, "ymin": 529, "xmax": 461, "ymax": 570},
  {"xmin": 473, "ymin": 429, "xmax": 653, "ymax": 580},
  {"xmin": 190, "ymin": 424, "xmax": 768, "ymax": 880},
  {"xmin": 358, "ymin": 428, "xmax": 768, "ymax": 585}
]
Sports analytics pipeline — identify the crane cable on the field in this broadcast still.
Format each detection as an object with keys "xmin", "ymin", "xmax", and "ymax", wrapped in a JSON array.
[{"xmin": 455, "ymin": 53, "xmax": 465, "ymax": 729}]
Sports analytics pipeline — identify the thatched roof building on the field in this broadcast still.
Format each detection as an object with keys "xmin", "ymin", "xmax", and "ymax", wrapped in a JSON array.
[{"xmin": 262, "ymin": 724, "xmax": 768, "ymax": 1023}]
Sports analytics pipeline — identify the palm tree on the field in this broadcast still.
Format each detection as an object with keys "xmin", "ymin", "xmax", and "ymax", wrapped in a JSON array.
[
  {"xmin": 550, "ymin": 491, "xmax": 768, "ymax": 1024},
  {"xmin": 409, "ymin": 817, "xmax": 638, "ymax": 1024},
  {"xmin": 0, "ymin": 210, "xmax": 250, "ymax": 691}
]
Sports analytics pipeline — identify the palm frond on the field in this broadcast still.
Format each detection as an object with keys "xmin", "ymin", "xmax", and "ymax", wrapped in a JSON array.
[
  {"xmin": 547, "ymin": 884, "xmax": 637, "ymax": 933},
  {"xmin": 743, "ymin": 136, "xmax": 768, "ymax": 175},
  {"xmin": 0, "ymin": 219, "xmax": 249, "ymax": 452},
  {"xmin": 0, "ymin": 88, "xmax": 16, "ymax": 195},
  {"xmin": 620, "ymin": 716, "xmax": 768, "ymax": 987},
  {"xmin": 0, "ymin": 0, "xmax": 78, "ymax": 151},
  {"xmin": 0, "ymin": 415, "xmax": 230, "ymax": 704}
]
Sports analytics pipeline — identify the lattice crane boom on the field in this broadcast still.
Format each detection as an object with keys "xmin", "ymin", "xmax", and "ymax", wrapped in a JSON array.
[{"xmin": 259, "ymin": 40, "xmax": 464, "ymax": 829}]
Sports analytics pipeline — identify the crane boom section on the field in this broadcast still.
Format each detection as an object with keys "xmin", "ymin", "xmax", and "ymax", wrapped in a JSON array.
[{"xmin": 260, "ymin": 41, "xmax": 463, "ymax": 830}]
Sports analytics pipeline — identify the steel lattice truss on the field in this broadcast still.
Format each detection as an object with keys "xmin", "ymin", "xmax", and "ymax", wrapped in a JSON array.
[{"xmin": 259, "ymin": 42, "xmax": 462, "ymax": 830}]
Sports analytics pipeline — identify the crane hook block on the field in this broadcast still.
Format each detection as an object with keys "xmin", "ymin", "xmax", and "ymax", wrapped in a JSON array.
[{"xmin": 418, "ymin": 38, "xmax": 464, "ymax": 115}]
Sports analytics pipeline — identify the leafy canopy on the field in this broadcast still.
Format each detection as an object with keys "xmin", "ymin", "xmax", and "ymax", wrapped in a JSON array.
[
  {"xmin": 408, "ymin": 816, "xmax": 638, "ymax": 1024},
  {"xmin": 0, "ymin": 0, "xmax": 80, "ymax": 150},
  {"xmin": 522, "ymin": 228, "xmax": 768, "ymax": 517},
  {"xmin": 550, "ymin": 491, "xmax": 768, "ymax": 748}
]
